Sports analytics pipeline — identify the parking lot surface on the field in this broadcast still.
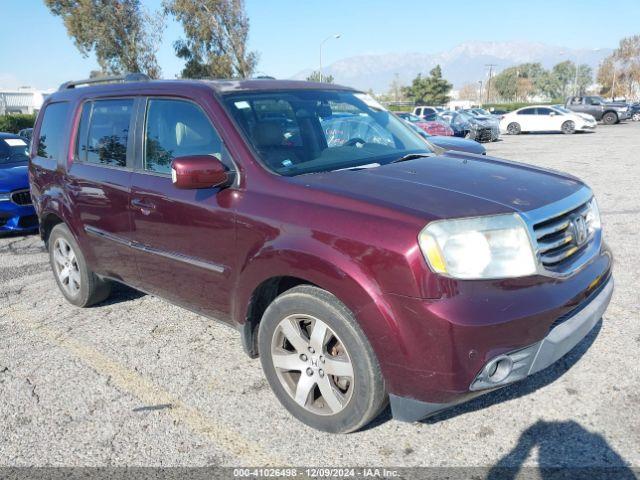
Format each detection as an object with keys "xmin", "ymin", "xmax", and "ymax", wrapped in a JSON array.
[{"xmin": 1, "ymin": 123, "xmax": 639, "ymax": 469}]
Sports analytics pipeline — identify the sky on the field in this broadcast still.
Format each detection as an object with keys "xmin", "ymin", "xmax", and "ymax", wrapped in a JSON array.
[{"xmin": 1, "ymin": 0, "xmax": 639, "ymax": 91}]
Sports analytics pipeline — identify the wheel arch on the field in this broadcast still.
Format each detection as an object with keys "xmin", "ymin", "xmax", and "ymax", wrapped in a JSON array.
[{"xmin": 234, "ymin": 241, "xmax": 405, "ymax": 372}]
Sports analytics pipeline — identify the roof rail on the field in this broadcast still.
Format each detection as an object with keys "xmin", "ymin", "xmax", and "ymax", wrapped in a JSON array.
[{"xmin": 58, "ymin": 73, "xmax": 151, "ymax": 91}]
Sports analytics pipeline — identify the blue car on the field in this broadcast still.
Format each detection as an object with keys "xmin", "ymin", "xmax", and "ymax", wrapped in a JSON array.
[{"xmin": 0, "ymin": 132, "xmax": 38, "ymax": 234}]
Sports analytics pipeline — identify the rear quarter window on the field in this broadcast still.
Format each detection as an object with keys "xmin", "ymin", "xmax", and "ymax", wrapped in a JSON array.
[{"xmin": 35, "ymin": 102, "xmax": 70, "ymax": 162}]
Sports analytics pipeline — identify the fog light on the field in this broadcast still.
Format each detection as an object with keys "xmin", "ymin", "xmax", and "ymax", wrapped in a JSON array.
[{"xmin": 485, "ymin": 356, "xmax": 514, "ymax": 383}]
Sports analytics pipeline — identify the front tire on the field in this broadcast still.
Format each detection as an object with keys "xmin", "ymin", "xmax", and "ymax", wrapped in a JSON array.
[
  {"xmin": 507, "ymin": 122, "xmax": 521, "ymax": 135},
  {"xmin": 258, "ymin": 285, "xmax": 387, "ymax": 433},
  {"xmin": 561, "ymin": 120, "xmax": 576, "ymax": 134},
  {"xmin": 632, "ymin": 112, "xmax": 640, "ymax": 122},
  {"xmin": 602, "ymin": 111, "xmax": 618, "ymax": 125},
  {"xmin": 48, "ymin": 223, "xmax": 111, "ymax": 307}
]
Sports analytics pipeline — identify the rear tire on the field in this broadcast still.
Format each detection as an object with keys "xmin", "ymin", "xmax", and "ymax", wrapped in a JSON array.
[
  {"xmin": 507, "ymin": 122, "xmax": 521, "ymax": 135},
  {"xmin": 561, "ymin": 120, "xmax": 576, "ymax": 134},
  {"xmin": 602, "ymin": 111, "xmax": 618, "ymax": 125},
  {"xmin": 258, "ymin": 285, "xmax": 387, "ymax": 433},
  {"xmin": 48, "ymin": 223, "xmax": 111, "ymax": 307}
]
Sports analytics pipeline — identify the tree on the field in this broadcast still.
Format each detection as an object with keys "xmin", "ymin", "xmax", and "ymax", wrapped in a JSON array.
[
  {"xmin": 44, "ymin": 0, "xmax": 164, "ymax": 78},
  {"xmin": 306, "ymin": 71, "xmax": 334, "ymax": 83},
  {"xmin": 164, "ymin": 0, "xmax": 258, "ymax": 79},
  {"xmin": 599, "ymin": 35, "xmax": 640, "ymax": 99},
  {"xmin": 457, "ymin": 83, "xmax": 480, "ymax": 101},
  {"xmin": 575, "ymin": 64, "xmax": 593, "ymax": 95},
  {"xmin": 492, "ymin": 63, "xmax": 545, "ymax": 101},
  {"xmin": 402, "ymin": 66, "xmax": 452, "ymax": 105}
]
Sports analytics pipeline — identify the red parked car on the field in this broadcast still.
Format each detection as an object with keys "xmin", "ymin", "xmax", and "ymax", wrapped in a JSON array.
[
  {"xmin": 29, "ymin": 76, "xmax": 613, "ymax": 433},
  {"xmin": 396, "ymin": 112, "xmax": 453, "ymax": 136}
]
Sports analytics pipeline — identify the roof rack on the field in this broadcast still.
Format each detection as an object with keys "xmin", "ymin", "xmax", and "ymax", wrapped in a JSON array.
[{"xmin": 58, "ymin": 73, "xmax": 151, "ymax": 91}]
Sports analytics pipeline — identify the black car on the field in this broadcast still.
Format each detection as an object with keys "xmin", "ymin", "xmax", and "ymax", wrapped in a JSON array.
[
  {"xmin": 630, "ymin": 103, "xmax": 640, "ymax": 122},
  {"xmin": 404, "ymin": 120, "xmax": 486, "ymax": 155},
  {"xmin": 437, "ymin": 111, "xmax": 494, "ymax": 143}
]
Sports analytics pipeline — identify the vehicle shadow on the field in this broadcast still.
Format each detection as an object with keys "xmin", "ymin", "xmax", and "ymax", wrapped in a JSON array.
[
  {"xmin": 0, "ymin": 229, "xmax": 39, "ymax": 239},
  {"xmin": 95, "ymin": 281, "xmax": 146, "ymax": 306},
  {"xmin": 423, "ymin": 319, "xmax": 602, "ymax": 424},
  {"xmin": 486, "ymin": 420, "xmax": 636, "ymax": 479},
  {"xmin": 365, "ymin": 319, "xmax": 603, "ymax": 431}
]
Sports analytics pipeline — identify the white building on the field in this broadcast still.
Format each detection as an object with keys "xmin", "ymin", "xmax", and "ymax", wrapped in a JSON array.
[{"xmin": 0, "ymin": 88, "xmax": 46, "ymax": 115}]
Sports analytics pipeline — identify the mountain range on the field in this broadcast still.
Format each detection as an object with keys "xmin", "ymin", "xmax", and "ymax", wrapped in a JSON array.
[{"xmin": 292, "ymin": 41, "xmax": 612, "ymax": 93}]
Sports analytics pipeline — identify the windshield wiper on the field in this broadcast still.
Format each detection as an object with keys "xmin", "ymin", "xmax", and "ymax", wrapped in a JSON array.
[{"xmin": 389, "ymin": 153, "xmax": 433, "ymax": 164}]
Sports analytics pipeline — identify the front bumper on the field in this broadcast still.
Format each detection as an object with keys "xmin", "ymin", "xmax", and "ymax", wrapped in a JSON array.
[
  {"xmin": 0, "ymin": 201, "xmax": 38, "ymax": 233},
  {"xmin": 390, "ymin": 276, "xmax": 613, "ymax": 422}
]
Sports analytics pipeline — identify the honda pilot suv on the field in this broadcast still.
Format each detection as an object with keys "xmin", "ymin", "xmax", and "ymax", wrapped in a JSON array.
[{"xmin": 29, "ymin": 75, "xmax": 613, "ymax": 433}]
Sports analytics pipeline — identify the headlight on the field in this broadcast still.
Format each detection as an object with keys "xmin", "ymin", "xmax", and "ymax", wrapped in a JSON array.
[
  {"xmin": 585, "ymin": 197, "xmax": 601, "ymax": 235},
  {"xmin": 0, "ymin": 193, "xmax": 10, "ymax": 202},
  {"xmin": 418, "ymin": 214, "xmax": 537, "ymax": 279}
]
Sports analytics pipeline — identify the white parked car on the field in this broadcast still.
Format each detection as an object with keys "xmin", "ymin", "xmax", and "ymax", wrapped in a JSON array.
[{"xmin": 500, "ymin": 105, "xmax": 597, "ymax": 135}]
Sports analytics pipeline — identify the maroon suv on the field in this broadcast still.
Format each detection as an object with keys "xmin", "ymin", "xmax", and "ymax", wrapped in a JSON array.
[{"xmin": 29, "ymin": 75, "xmax": 613, "ymax": 433}]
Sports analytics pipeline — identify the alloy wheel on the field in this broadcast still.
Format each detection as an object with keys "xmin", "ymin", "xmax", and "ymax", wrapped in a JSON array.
[
  {"xmin": 52, "ymin": 238, "xmax": 81, "ymax": 296},
  {"xmin": 562, "ymin": 121, "xmax": 576, "ymax": 134},
  {"xmin": 270, "ymin": 314, "xmax": 355, "ymax": 416},
  {"xmin": 507, "ymin": 123, "xmax": 521, "ymax": 135}
]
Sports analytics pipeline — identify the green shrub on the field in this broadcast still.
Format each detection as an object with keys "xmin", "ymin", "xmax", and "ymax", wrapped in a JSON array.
[{"xmin": 0, "ymin": 114, "xmax": 36, "ymax": 134}]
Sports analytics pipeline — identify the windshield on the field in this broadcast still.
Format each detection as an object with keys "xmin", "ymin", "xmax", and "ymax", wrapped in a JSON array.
[
  {"xmin": 399, "ymin": 113, "xmax": 423, "ymax": 123},
  {"xmin": 0, "ymin": 137, "xmax": 29, "ymax": 164},
  {"xmin": 552, "ymin": 105, "xmax": 571, "ymax": 114},
  {"xmin": 440, "ymin": 111, "xmax": 472, "ymax": 125},
  {"xmin": 223, "ymin": 90, "xmax": 432, "ymax": 176}
]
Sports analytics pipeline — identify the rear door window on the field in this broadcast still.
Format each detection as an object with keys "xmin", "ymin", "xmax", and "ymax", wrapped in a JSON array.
[
  {"xmin": 36, "ymin": 102, "xmax": 70, "ymax": 161},
  {"xmin": 76, "ymin": 99, "xmax": 134, "ymax": 168},
  {"xmin": 143, "ymin": 99, "xmax": 223, "ymax": 174},
  {"xmin": 518, "ymin": 108, "xmax": 536, "ymax": 115}
]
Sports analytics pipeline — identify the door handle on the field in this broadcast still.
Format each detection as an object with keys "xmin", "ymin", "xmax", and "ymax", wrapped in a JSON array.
[{"xmin": 131, "ymin": 198, "xmax": 156, "ymax": 214}]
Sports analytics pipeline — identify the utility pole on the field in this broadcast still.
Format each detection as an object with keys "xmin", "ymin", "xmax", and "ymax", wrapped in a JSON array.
[
  {"xmin": 485, "ymin": 64, "xmax": 496, "ymax": 103},
  {"xmin": 319, "ymin": 34, "xmax": 341, "ymax": 82},
  {"xmin": 478, "ymin": 80, "xmax": 483, "ymax": 104}
]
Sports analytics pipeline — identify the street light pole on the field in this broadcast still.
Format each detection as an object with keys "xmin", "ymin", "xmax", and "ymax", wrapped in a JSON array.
[{"xmin": 319, "ymin": 34, "xmax": 341, "ymax": 82}]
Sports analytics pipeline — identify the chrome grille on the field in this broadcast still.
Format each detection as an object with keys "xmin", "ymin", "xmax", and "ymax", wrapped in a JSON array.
[
  {"xmin": 533, "ymin": 201, "xmax": 591, "ymax": 266},
  {"xmin": 10, "ymin": 189, "xmax": 32, "ymax": 206}
]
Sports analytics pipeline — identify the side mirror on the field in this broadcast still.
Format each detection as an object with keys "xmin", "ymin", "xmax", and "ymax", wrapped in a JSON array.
[
  {"xmin": 171, "ymin": 155, "xmax": 230, "ymax": 189},
  {"xmin": 549, "ymin": 111, "xmax": 556, "ymax": 116}
]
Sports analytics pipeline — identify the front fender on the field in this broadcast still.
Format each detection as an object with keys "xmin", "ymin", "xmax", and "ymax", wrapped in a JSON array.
[{"xmin": 232, "ymin": 236, "xmax": 411, "ymax": 381}]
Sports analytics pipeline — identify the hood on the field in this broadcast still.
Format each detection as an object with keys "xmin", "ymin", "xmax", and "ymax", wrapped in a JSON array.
[
  {"xmin": 287, "ymin": 152, "xmax": 583, "ymax": 221},
  {"xmin": 0, "ymin": 163, "xmax": 29, "ymax": 192},
  {"xmin": 428, "ymin": 136, "xmax": 486, "ymax": 155}
]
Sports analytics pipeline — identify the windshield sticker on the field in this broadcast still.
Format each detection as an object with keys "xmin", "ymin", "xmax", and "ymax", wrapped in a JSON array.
[{"xmin": 4, "ymin": 138, "xmax": 27, "ymax": 147}]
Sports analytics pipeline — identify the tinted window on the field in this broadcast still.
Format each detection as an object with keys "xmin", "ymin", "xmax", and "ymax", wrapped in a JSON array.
[
  {"xmin": 518, "ymin": 108, "xmax": 536, "ymax": 115},
  {"xmin": 76, "ymin": 99, "xmax": 133, "ymax": 167},
  {"xmin": 225, "ymin": 90, "xmax": 431, "ymax": 176},
  {"xmin": 37, "ymin": 102, "xmax": 70, "ymax": 160},
  {"xmin": 144, "ymin": 99, "xmax": 222, "ymax": 174},
  {"xmin": 536, "ymin": 108, "xmax": 553, "ymax": 115},
  {"xmin": 0, "ymin": 137, "xmax": 29, "ymax": 164}
]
